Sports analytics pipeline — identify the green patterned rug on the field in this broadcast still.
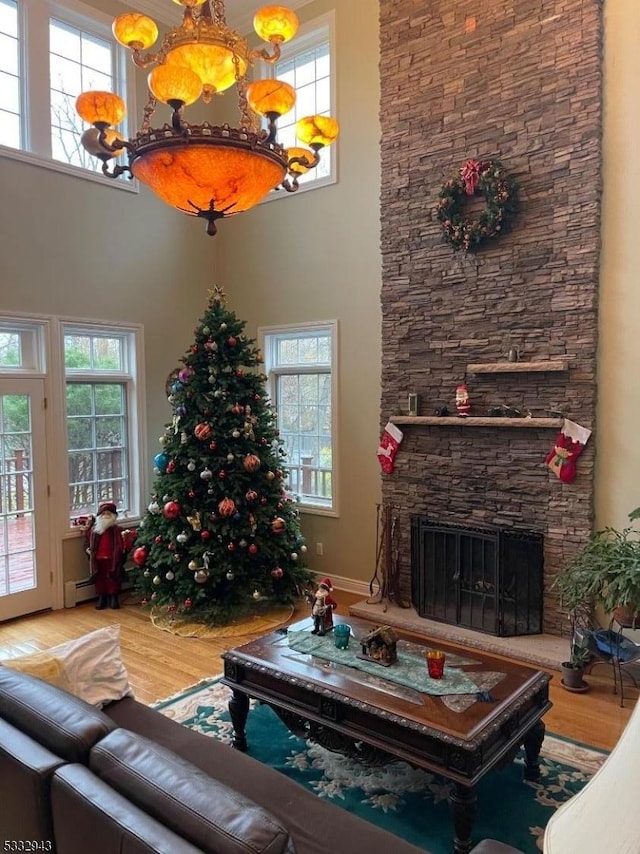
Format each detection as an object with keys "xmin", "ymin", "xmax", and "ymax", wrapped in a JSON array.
[{"xmin": 154, "ymin": 677, "xmax": 607, "ymax": 854}]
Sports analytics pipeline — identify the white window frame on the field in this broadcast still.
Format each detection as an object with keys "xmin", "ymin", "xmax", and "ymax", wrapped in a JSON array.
[
  {"xmin": 61, "ymin": 320, "xmax": 145, "ymax": 527},
  {"xmin": 260, "ymin": 10, "xmax": 337, "ymax": 200},
  {"xmin": 260, "ymin": 320, "xmax": 338, "ymax": 517},
  {"xmin": 0, "ymin": 0, "xmax": 137, "ymax": 193}
]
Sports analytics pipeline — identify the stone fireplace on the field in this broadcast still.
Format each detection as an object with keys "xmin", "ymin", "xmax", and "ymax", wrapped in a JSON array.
[{"xmin": 378, "ymin": 0, "xmax": 602, "ymax": 635}]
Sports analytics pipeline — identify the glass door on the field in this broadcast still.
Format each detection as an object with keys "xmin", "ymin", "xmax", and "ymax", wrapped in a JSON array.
[{"xmin": 0, "ymin": 378, "xmax": 51, "ymax": 621}]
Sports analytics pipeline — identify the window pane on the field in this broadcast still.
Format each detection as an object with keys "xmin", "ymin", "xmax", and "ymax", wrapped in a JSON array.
[
  {"xmin": 66, "ymin": 383, "xmax": 92, "ymax": 416},
  {"xmin": 96, "ymin": 415, "xmax": 123, "ymax": 447},
  {"xmin": 0, "ymin": 332, "xmax": 20, "ymax": 366},
  {"xmin": 0, "ymin": 107, "xmax": 19, "ymax": 148},
  {"xmin": 50, "ymin": 54, "xmax": 82, "ymax": 97},
  {"xmin": 95, "ymin": 384, "xmax": 123, "ymax": 415},
  {"xmin": 0, "ymin": 70, "xmax": 19, "ymax": 112},
  {"xmin": 81, "ymin": 33, "xmax": 112, "ymax": 76},
  {"xmin": 67, "ymin": 417, "xmax": 93, "ymax": 450},
  {"xmin": 0, "ymin": 0, "xmax": 18, "ymax": 38},
  {"xmin": 0, "ymin": 32, "xmax": 18, "ymax": 74},
  {"xmin": 93, "ymin": 337, "xmax": 123, "ymax": 370},
  {"xmin": 64, "ymin": 335, "xmax": 92, "ymax": 368},
  {"xmin": 50, "ymin": 19, "xmax": 81, "ymax": 64}
]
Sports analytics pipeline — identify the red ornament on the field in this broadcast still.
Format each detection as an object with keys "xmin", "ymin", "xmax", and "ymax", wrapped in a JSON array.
[
  {"xmin": 248, "ymin": 543, "xmax": 259, "ymax": 555},
  {"xmin": 227, "ymin": 336, "xmax": 237, "ymax": 346},
  {"xmin": 209, "ymin": 441, "xmax": 217, "ymax": 450},
  {"xmin": 166, "ymin": 460, "xmax": 176, "ymax": 473},
  {"xmin": 194, "ymin": 422, "xmax": 212, "ymax": 441},
  {"xmin": 218, "ymin": 497, "xmax": 237, "ymax": 517},
  {"xmin": 260, "ymin": 497, "xmax": 268, "ymax": 505},
  {"xmin": 132, "ymin": 546, "xmax": 148, "ymax": 566},
  {"xmin": 243, "ymin": 454, "xmax": 261, "ymax": 472},
  {"xmin": 218, "ymin": 469, "xmax": 226, "ymax": 479},
  {"xmin": 168, "ymin": 543, "xmax": 176, "ymax": 551},
  {"xmin": 154, "ymin": 535, "xmax": 163, "ymax": 544},
  {"xmin": 231, "ymin": 402, "xmax": 243, "ymax": 414},
  {"xmin": 271, "ymin": 517, "xmax": 286, "ymax": 534},
  {"xmin": 184, "ymin": 598, "xmax": 192, "ymax": 608},
  {"xmin": 227, "ymin": 542, "xmax": 235, "ymax": 552},
  {"xmin": 163, "ymin": 500, "xmax": 181, "ymax": 519},
  {"xmin": 254, "ymin": 394, "xmax": 261, "ymax": 401},
  {"xmin": 235, "ymin": 369, "xmax": 244, "ymax": 377},
  {"xmin": 201, "ymin": 530, "xmax": 211, "ymax": 540},
  {"xmin": 188, "ymin": 490, "xmax": 196, "ymax": 498},
  {"xmin": 245, "ymin": 489, "xmax": 258, "ymax": 502},
  {"xmin": 271, "ymin": 566, "xmax": 284, "ymax": 579}
]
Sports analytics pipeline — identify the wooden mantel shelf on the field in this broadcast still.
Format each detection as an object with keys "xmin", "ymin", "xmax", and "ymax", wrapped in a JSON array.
[
  {"xmin": 466, "ymin": 359, "xmax": 569, "ymax": 374},
  {"xmin": 390, "ymin": 415, "xmax": 563, "ymax": 428}
]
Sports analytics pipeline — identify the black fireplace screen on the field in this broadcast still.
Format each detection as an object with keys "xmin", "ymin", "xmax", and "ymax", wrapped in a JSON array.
[{"xmin": 411, "ymin": 517, "xmax": 543, "ymax": 637}]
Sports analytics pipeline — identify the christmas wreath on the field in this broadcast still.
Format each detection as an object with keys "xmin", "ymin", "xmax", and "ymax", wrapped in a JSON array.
[{"xmin": 436, "ymin": 159, "xmax": 519, "ymax": 252}]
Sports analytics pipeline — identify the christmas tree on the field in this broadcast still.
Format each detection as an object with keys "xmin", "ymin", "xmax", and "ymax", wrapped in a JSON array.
[{"xmin": 130, "ymin": 287, "xmax": 313, "ymax": 624}]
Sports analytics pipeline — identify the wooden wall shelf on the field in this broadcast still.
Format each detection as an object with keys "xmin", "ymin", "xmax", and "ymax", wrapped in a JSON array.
[
  {"xmin": 466, "ymin": 359, "xmax": 569, "ymax": 374},
  {"xmin": 390, "ymin": 416, "xmax": 563, "ymax": 428}
]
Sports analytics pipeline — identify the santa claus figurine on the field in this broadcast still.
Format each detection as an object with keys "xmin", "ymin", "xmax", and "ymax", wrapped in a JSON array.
[
  {"xmin": 306, "ymin": 577, "xmax": 337, "ymax": 636},
  {"xmin": 83, "ymin": 501, "xmax": 131, "ymax": 610}
]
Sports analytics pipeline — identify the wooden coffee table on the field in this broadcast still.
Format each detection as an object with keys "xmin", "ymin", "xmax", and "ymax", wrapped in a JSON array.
[{"xmin": 221, "ymin": 615, "xmax": 552, "ymax": 854}]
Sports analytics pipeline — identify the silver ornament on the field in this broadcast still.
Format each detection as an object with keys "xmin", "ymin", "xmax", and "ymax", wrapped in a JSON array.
[
  {"xmin": 226, "ymin": 571, "xmax": 235, "ymax": 580},
  {"xmin": 291, "ymin": 552, "xmax": 298, "ymax": 561},
  {"xmin": 252, "ymin": 589, "xmax": 261, "ymax": 600},
  {"xmin": 143, "ymin": 570, "xmax": 150, "ymax": 577},
  {"xmin": 232, "ymin": 430, "xmax": 240, "ymax": 438},
  {"xmin": 200, "ymin": 467, "xmax": 213, "ymax": 480},
  {"xmin": 177, "ymin": 531, "xmax": 188, "ymax": 543},
  {"xmin": 165, "ymin": 571, "xmax": 175, "ymax": 580},
  {"xmin": 153, "ymin": 575, "xmax": 161, "ymax": 585},
  {"xmin": 187, "ymin": 460, "xmax": 196, "ymax": 472},
  {"xmin": 227, "ymin": 453, "xmax": 234, "ymax": 463},
  {"xmin": 300, "ymin": 544, "xmax": 308, "ymax": 553},
  {"xmin": 148, "ymin": 501, "xmax": 160, "ymax": 514}
]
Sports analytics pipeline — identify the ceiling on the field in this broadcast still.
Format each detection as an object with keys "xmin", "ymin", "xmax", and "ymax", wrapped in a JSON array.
[{"xmin": 121, "ymin": 0, "xmax": 311, "ymax": 35}]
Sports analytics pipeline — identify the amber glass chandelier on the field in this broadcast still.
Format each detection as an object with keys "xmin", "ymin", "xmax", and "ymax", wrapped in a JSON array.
[{"xmin": 75, "ymin": 0, "xmax": 339, "ymax": 235}]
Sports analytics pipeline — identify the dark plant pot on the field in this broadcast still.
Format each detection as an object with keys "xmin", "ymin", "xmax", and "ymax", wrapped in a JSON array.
[{"xmin": 561, "ymin": 662, "xmax": 588, "ymax": 691}]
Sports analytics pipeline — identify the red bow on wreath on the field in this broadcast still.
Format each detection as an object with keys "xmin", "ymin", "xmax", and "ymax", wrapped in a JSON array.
[{"xmin": 460, "ymin": 159, "xmax": 482, "ymax": 195}]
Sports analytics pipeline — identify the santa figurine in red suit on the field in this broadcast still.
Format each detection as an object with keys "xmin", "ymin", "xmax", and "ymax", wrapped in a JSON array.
[
  {"xmin": 84, "ymin": 501, "xmax": 131, "ymax": 610},
  {"xmin": 306, "ymin": 577, "xmax": 337, "ymax": 636}
]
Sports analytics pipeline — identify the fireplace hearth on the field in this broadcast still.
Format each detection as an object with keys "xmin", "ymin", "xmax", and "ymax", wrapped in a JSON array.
[{"xmin": 411, "ymin": 518, "xmax": 543, "ymax": 637}]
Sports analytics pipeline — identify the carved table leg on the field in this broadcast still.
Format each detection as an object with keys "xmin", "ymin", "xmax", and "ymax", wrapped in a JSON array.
[
  {"xmin": 228, "ymin": 689, "xmax": 249, "ymax": 752},
  {"xmin": 449, "ymin": 782, "xmax": 478, "ymax": 854},
  {"xmin": 523, "ymin": 720, "xmax": 545, "ymax": 781}
]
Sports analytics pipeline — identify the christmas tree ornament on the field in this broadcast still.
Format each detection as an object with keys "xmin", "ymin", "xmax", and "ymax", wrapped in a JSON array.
[
  {"xmin": 194, "ymin": 570, "xmax": 208, "ymax": 583},
  {"xmin": 168, "ymin": 543, "xmax": 176, "ymax": 551},
  {"xmin": 209, "ymin": 441, "xmax": 217, "ymax": 451},
  {"xmin": 163, "ymin": 500, "xmax": 181, "ymax": 519},
  {"xmin": 205, "ymin": 339, "xmax": 218, "ymax": 351},
  {"xmin": 266, "ymin": 471, "xmax": 275, "ymax": 480},
  {"xmin": 218, "ymin": 497, "xmax": 236, "ymax": 517},
  {"xmin": 200, "ymin": 467, "xmax": 213, "ymax": 480},
  {"xmin": 301, "ymin": 545, "xmax": 307, "ymax": 553},
  {"xmin": 271, "ymin": 567, "xmax": 283, "ymax": 579},
  {"xmin": 173, "ymin": 554, "xmax": 181, "ymax": 562},
  {"xmin": 243, "ymin": 454, "xmax": 261, "ymax": 472},
  {"xmin": 228, "ymin": 336, "xmax": 237, "ymax": 346},
  {"xmin": 132, "ymin": 546, "xmax": 148, "ymax": 566},
  {"xmin": 252, "ymin": 590, "xmax": 262, "ymax": 600},
  {"xmin": 195, "ymin": 422, "xmax": 212, "ymax": 441},
  {"xmin": 162, "ymin": 495, "xmax": 170, "ymax": 502},
  {"xmin": 291, "ymin": 552, "xmax": 298, "ymax": 561},
  {"xmin": 232, "ymin": 429, "xmax": 241, "ymax": 438},
  {"xmin": 165, "ymin": 571, "xmax": 175, "ymax": 581},
  {"xmin": 151, "ymin": 592, "xmax": 157, "ymax": 601},
  {"xmin": 226, "ymin": 571, "xmax": 235, "ymax": 580},
  {"xmin": 188, "ymin": 489, "xmax": 196, "ymax": 498},
  {"xmin": 154, "ymin": 535, "xmax": 163, "ymax": 544},
  {"xmin": 143, "ymin": 570, "xmax": 150, "ymax": 578},
  {"xmin": 178, "ymin": 366, "xmax": 194, "ymax": 384},
  {"xmin": 176, "ymin": 531, "xmax": 188, "ymax": 544},
  {"xmin": 455, "ymin": 383, "xmax": 471, "ymax": 416},
  {"xmin": 377, "ymin": 421, "xmax": 404, "ymax": 474},
  {"xmin": 220, "ymin": 323, "xmax": 227, "ymax": 331},
  {"xmin": 188, "ymin": 560, "xmax": 198, "ymax": 571},
  {"xmin": 248, "ymin": 543, "xmax": 259, "ymax": 555},
  {"xmin": 184, "ymin": 598, "xmax": 192, "ymax": 608},
  {"xmin": 245, "ymin": 489, "xmax": 258, "ymax": 502},
  {"xmin": 159, "ymin": 436, "xmax": 168, "ymax": 446},
  {"xmin": 236, "ymin": 369, "xmax": 243, "ymax": 377},
  {"xmin": 231, "ymin": 402, "xmax": 243, "ymax": 414},
  {"xmin": 545, "ymin": 419, "xmax": 592, "ymax": 483},
  {"xmin": 239, "ymin": 539, "xmax": 248, "ymax": 548},
  {"xmin": 148, "ymin": 500, "xmax": 161, "ymax": 514},
  {"xmin": 227, "ymin": 453, "xmax": 235, "ymax": 463},
  {"xmin": 227, "ymin": 542, "xmax": 235, "ymax": 551},
  {"xmin": 166, "ymin": 460, "xmax": 176, "ymax": 473},
  {"xmin": 153, "ymin": 575, "xmax": 162, "ymax": 585},
  {"xmin": 187, "ymin": 460, "xmax": 196, "ymax": 471},
  {"xmin": 154, "ymin": 452, "xmax": 169, "ymax": 472},
  {"xmin": 208, "ymin": 375, "xmax": 216, "ymax": 384},
  {"xmin": 207, "ymin": 487, "xmax": 214, "ymax": 495},
  {"xmin": 271, "ymin": 517, "xmax": 286, "ymax": 534},
  {"xmin": 202, "ymin": 326, "xmax": 210, "ymax": 335},
  {"xmin": 218, "ymin": 469, "xmax": 227, "ymax": 479},
  {"xmin": 187, "ymin": 511, "xmax": 202, "ymax": 530},
  {"xmin": 259, "ymin": 497, "xmax": 268, "ymax": 505},
  {"xmin": 181, "ymin": 431, "xmax": 188, "ymax": 444},
  {"xmin": 201, "ymin": 530, "xmax": 211, "ymax": 540}
]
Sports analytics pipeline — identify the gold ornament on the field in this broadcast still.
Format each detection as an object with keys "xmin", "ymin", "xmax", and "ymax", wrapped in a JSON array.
[{"xmin": 187, "ymin": 511, "xmax": 202, "ymax": 531}]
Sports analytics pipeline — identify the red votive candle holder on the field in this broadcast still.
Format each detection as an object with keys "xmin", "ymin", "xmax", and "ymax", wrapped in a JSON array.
[{"xmin": 426, "ymin": 650, "xmax": 446, "ymax": 679}]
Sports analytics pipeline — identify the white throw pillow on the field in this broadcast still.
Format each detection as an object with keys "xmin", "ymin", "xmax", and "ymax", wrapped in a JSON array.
[{"xmin": 1, "ymin": 624, "xmax": 134, "ymax": 708}]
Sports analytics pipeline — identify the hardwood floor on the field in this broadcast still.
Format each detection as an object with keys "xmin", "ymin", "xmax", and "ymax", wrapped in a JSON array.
[{"xmin": 0, "ymin": 590, "xmax": 635, "ymax": 751}]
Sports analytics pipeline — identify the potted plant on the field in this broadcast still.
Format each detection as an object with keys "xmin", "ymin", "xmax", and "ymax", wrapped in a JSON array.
[
  {"xmin": 552, "ymin": 507, "xmax": 640, "ymax": 630},
  {"xmin": 560, "ymin": 629, "xmax": 592, "ymax": 691}
]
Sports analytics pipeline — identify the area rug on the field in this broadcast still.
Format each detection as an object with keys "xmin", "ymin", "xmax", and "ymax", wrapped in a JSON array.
[
  {"xmin": 149, "ymin": 604, "xmax": 294, "ymax": 639},
  {"xmin": 154, "ymin": 677, "xmax": 607, "ymax": 854}
]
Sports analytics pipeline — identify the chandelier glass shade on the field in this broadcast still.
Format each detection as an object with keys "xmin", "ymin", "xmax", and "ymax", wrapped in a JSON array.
[{"xmin": 75, "ymin": 0, "xmax": 339, "ymax": 236}]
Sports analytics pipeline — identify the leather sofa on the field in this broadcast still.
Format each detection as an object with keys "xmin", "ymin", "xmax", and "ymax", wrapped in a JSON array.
[{"xmin": 0, "ymin": 667, "xmax": 523, "ymax": 853}]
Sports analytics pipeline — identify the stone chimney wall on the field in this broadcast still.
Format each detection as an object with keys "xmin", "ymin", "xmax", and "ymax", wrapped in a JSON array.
[{"xmin": 378, "ymin": 0, "xmax": 602, "ymax": 633}]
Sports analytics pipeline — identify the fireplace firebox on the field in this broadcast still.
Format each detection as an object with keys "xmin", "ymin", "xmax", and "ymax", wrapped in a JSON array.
[{"xmin": 411, "ymin": 518, "xmax": 543, "ymax": 637}]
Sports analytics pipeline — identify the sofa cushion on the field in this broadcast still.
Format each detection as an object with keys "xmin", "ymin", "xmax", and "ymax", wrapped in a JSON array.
[
  {"xmin": 0, "ymin": 716, "xmax": 64, "ymax": 845},
  {"xmin": 469, "ymin": 842, "xmax": 525, "ymax": 854},
  {"xmin": 0, "ymin": 667, "xmax": 116, "ymax": 763},
  {"xmin": 52, "ymin": 763, "xmax": 203, "ymax": 854},
  {"xmin": 90, "ymin": 728, "xmax": 296, "ymax": 854},
  {"xmin": 105, "ymin": 697, "xmax": 426, "ymax": 854},
  {"xmin": 1, "ymin": 625, "xmax": 133, "ymax": 708}
]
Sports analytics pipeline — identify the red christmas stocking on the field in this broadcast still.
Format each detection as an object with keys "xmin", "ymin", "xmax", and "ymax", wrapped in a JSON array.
[
  {"xmin": 377, "ymin": 421, "xmax": 403, "ymax": 474},
  {"xmin": 545, "ymin": 419, "xmax": 592, "ymax": 483}
]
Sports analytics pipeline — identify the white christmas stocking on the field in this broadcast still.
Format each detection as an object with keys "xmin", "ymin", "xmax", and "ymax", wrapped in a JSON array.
[{"xmin": 377, "ymin": 421, "xmax": 403, "ymax": 474}]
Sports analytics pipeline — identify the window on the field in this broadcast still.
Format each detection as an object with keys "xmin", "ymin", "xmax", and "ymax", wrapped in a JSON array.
[
  {"xmin": 261, "ymin": 321, "xmax": 337, "ymax": 514},
  {"xmin": 0, "ymin": 0, "xmax": 132, "ymax": 181},
  {"xmin": 265, "ymin": 12, "xmax": 336, "ymax": 192},
  {"xmin": 63, "ymin": 325, "xmax": 141, "ymax": 520}
]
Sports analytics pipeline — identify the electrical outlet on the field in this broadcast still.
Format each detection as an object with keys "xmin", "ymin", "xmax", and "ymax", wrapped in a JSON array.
[{"xmin": 316, "ymin": 542, "xmax": 324, "ymax": 556}]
